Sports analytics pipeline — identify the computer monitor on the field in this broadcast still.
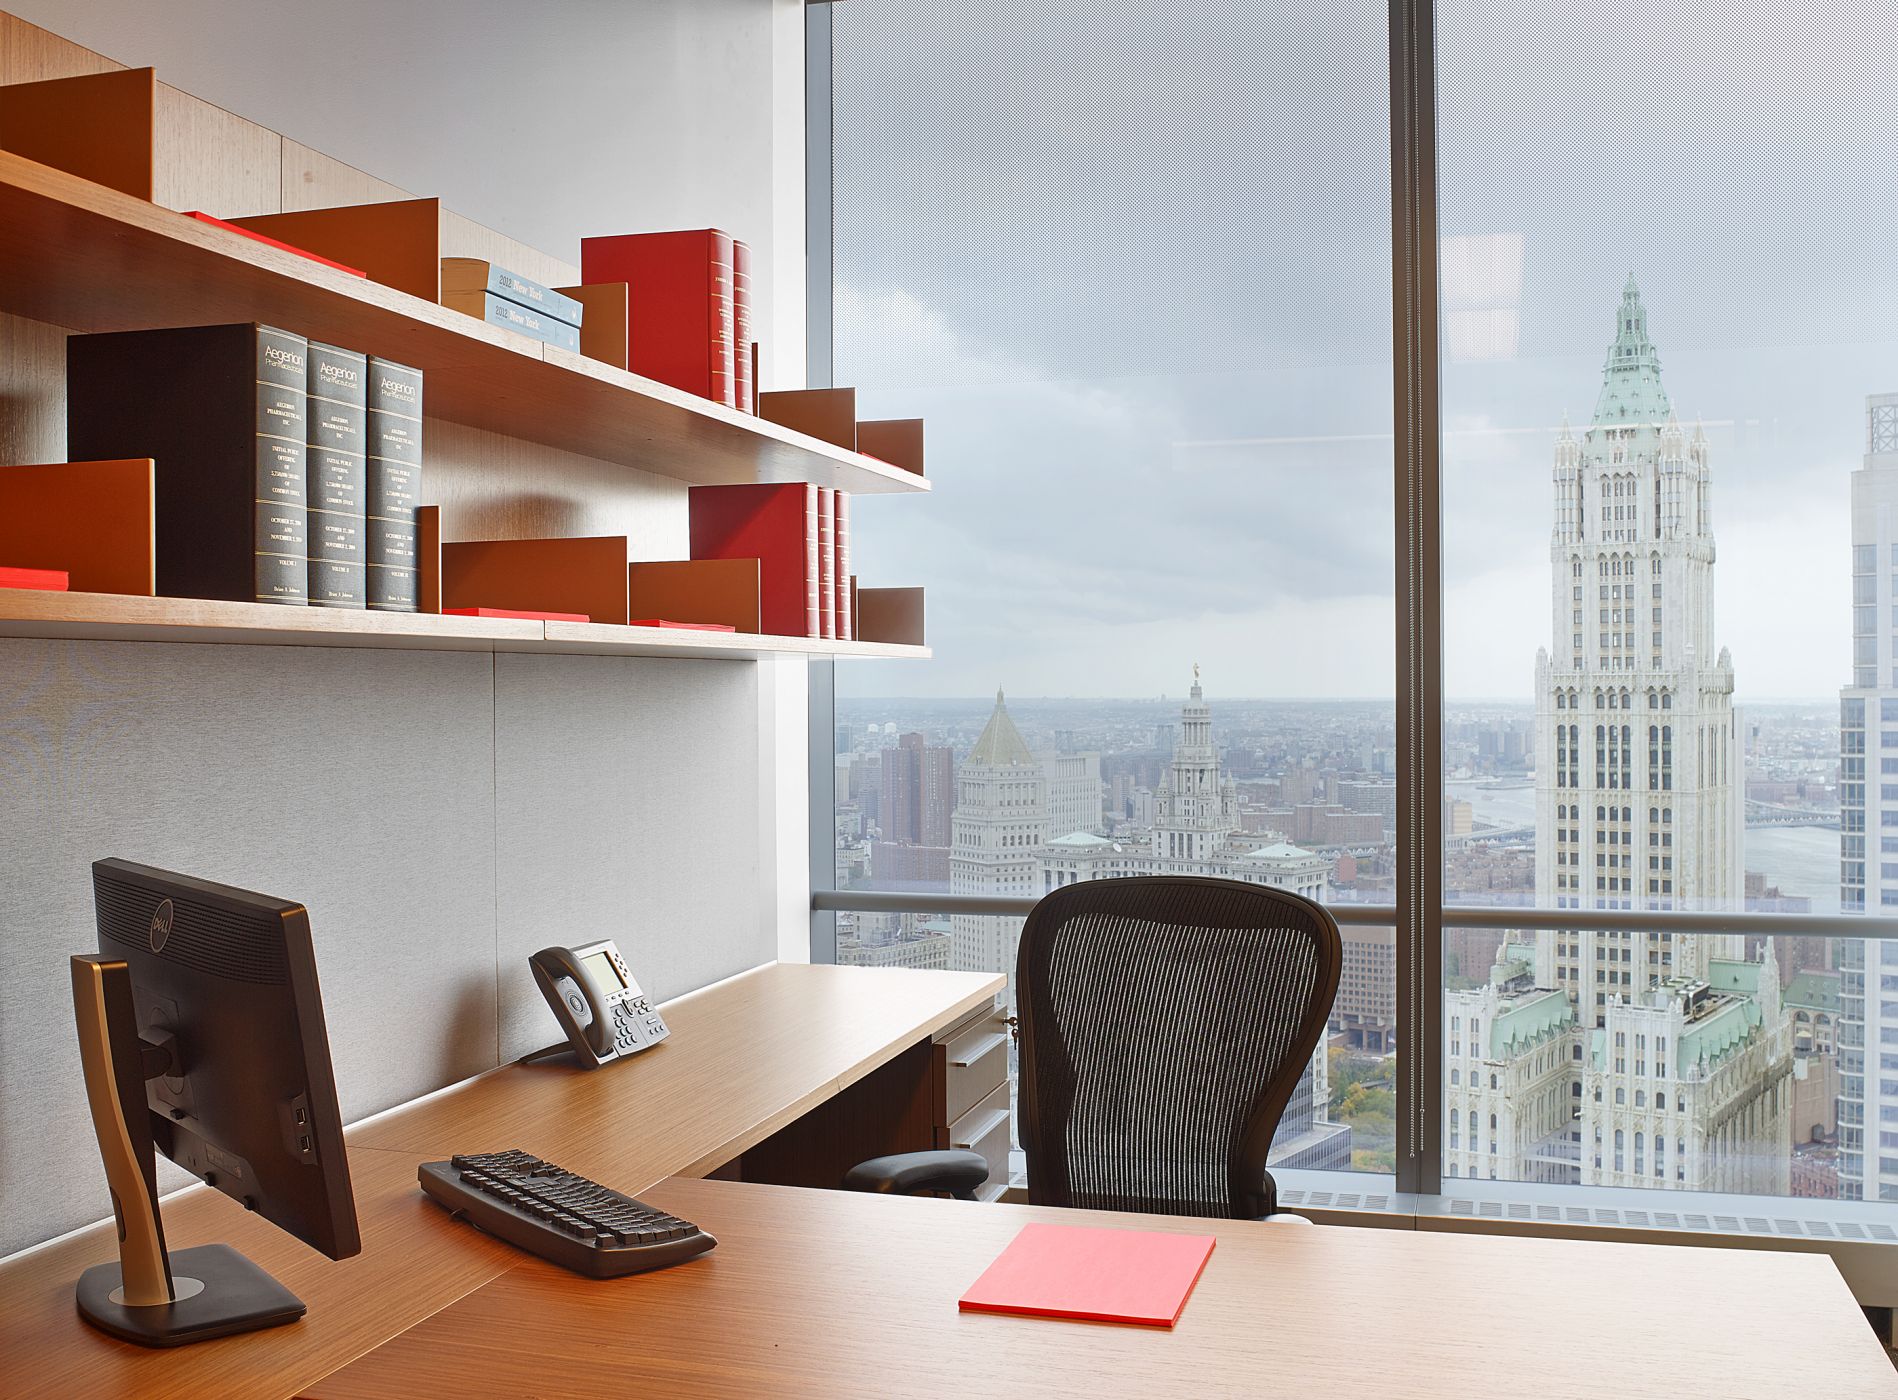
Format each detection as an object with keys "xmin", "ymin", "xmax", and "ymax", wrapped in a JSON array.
[{"xmin": 70, "ymin": 858, "xmax": 360, "ymax": 1347}]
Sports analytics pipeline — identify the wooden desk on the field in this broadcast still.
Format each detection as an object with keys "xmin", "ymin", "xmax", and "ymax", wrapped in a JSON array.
[
  {"xmin": 0, "ymin": 964, "xmax": 1001, "ymax": 1400},
  {"xmin": 306, "ymin": 1176, "xmax": 1898, "ymax": 1400}
]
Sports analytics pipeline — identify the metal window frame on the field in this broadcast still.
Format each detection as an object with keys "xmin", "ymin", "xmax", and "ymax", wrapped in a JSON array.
[
  {"xmin": 801, "ymin": 0, "xmax": 1888, "ymax": 1203},
  {"xmin": 806, "ymin": 0, "xmax": 838, "ymax": 965}
]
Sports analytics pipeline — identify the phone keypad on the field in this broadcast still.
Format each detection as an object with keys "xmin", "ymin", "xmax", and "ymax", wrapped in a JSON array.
[{"xmin": 608, "ymin": 994, "xmax": 667, "ymax": 1056}]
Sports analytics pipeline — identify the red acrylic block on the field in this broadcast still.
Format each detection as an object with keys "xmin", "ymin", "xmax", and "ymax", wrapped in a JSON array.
[
  {"xmin": 0, "ymin": 565, "xmax": 71, "ymax": 591},
  {"xmin": 183, "ymin": 212, "xmax": 368, "ymax": 277},
  {"xmin": 629, "ymin": 618, "xmax": 737, "ymax": 632},
  {"xmin": 444, "ymin": 606, "xmax": 590, "ymax": 623}
]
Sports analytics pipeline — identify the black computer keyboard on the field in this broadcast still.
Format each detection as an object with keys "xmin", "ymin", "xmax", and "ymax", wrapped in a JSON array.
[{"xmin": 419, "ymin": 1149, "xmax": 716, "ymax": 1278}]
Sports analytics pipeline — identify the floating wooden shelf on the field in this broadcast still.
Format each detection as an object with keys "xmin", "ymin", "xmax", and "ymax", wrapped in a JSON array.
[
  {"xmin": 0, "ymin": 151, "xmax": 928, "ymax": 496},
  {"xmin": 0, "ymin": 589, "xmax": 930, "ymax": 661}
]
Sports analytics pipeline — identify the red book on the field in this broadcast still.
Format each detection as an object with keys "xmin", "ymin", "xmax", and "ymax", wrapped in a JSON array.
[
  {"xmin": 816, "ymin": 486, "xmax": 835, "ymax": 640},
  {"xmin": 182, "ymin": 212, "xmax": 368, "ymax": 277},
  {"xmin": 0, "ymin": 565, "xmax": 70, "ymax": 591},
  {"xmin": 834, "ymin": 492, "xmax": 852, "ymax": 640},
  {"xmin": 580, "ymin": 229, "xmax": 735, "ymax": 406},
  {"xmin": 444, "ymin": 606, "xmax": 590, "ymax": 623},
  {"xmin": 732, "ymin": 239, "xmax": 753, "ymax": 413},
  {"xmin": 629, "ymin": 618, "xmax": 737, "ymax": 632},
  {"xmin": 958, "ymin": 1223, "xmax": 1215, "ymax": 1328},
  {"xmin": 689, "ymin": 484, "xmax": 820, "ymax": 637}
]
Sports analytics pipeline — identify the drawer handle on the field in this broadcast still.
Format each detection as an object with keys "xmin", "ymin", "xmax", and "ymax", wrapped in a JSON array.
[
  {"xmin": 952, "ymin": 1108, "xmax": 1009, "ymax": 1150},
  {"xmin": 949, "ymin": 1032, "xmax": 1008, "ymax": 1068}
]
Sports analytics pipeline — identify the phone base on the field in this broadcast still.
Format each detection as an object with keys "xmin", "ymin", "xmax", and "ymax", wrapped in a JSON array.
[{"xmin": 76, "ymin": 1243, "xmax": 305, "ymax": 1348}]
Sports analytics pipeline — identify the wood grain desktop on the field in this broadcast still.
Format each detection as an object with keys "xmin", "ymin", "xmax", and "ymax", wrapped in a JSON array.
[
  {"xmin": 0, "ymin": 964, "xmax": 1002, "ymax": 1400},
  {"xmin": 304, "ymin": 1176, "xmax": 1898, "ymax": 1400}
]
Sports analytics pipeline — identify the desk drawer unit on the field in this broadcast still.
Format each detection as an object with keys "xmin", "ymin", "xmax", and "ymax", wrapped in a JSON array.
[
  {"xmin": 936, "ymin": 1009, "xmax": 1009, "ymax": 1125},
  {"xmin": 947, "ymin": 1080, "xmax": 1011, "ymax": 1197}
]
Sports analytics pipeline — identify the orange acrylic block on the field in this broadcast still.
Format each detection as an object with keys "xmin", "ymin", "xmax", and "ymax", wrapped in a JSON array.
[
  {"xmin": 627, "ymin": 558, "xmax": 760, "ymax": 635},
  {"xmin": 0, "ymin": 458, "xmax": 156, "ymax": 596},
  {"xmin": 0, "ymin": 67, "xmax": 155, "ymax": 200},
  {"xmin": 856, "ymin": 586, "xmax": 925, "ymax": 646},
  {"xmin": 440, "ymin": 536, "xmax": 630, "ymax": 626},
  {"xmin": 227, "ymin": 197, "xmax": 442, "ymax": 300},
  {"xmin": 556, "ymin": 282, "xmax": 630, "ymax": 371},
  {"xmin": 856, "ymin": 419, "xmax": 925, "ymax": 476},
  {"xmin": 757, "ymin": 388, "xmax": 857, "ymax": 450}
]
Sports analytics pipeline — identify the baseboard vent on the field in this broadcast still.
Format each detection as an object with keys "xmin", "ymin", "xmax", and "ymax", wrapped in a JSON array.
[{"xmin": 1278, "ymin": 1189, "xmax": 1393, "ymax": 1213}]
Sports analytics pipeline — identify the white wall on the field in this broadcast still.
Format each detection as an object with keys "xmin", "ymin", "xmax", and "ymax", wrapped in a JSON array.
[
  {"xmin": 14, "ymin": 0, "xmax": 816, "ymax": 963},
  {"xmin": 8, "ymin": 0, "xmax": 808, "ymax": 387}
]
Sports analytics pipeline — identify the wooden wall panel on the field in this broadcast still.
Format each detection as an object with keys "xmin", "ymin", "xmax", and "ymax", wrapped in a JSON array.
[
  {"xmin": 152, "ymin": 81, "xmax": 281, "ymax": 217},
  {"xmin": 282, "ymin": 138, "xmax": 412, "ymax": 211},
  {"xmin": 0, "ymin": 11, "xmax": 118, "ymax": 83},
  {"xmin": 425, "ymin": 418, "xmax": 687, "ymax": 555},
  {"xmin": 0, "ymin": 308, "xmax": 65, "ymax": 465},
  {"xmin": 440, "ymin": 208, "xmax": 578, "ymax": 291}
]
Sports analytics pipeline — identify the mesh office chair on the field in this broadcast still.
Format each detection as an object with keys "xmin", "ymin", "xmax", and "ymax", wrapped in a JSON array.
[{"xmin": 844, "ymin": 875, "xmax": 1343, "ymax": 1221}]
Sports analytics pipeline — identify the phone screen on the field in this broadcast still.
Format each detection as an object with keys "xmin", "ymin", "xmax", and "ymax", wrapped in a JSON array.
[{"xmin": 581, "ymin": 951, "xmax": 624, "ymax": 990}]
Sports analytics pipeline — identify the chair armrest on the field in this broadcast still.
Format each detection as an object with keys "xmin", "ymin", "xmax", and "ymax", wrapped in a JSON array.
[{"xmin": 843, "ymin": 1150, "xmax": 990, "ymax": 1201}]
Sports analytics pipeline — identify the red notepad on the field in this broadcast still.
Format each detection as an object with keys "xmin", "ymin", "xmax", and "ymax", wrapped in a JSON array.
[
  {"xmin": 958, "ymin": 1224, "xmax": 1215, "ymax": 1328},
  {"xmin": 444, "ymin": 606, "xmax": 590, "ymax": 623}
]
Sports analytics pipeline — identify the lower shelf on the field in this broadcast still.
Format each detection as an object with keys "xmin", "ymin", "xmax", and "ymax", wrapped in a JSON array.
[{"xmin": 0, "ymin": 589, "xmax": 930, "ymax": 661}]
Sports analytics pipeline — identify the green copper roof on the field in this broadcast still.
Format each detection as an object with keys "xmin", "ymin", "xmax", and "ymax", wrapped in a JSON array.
[
  {"xmin": 1490, "ymin": 987, "xmax": 1574, "ymax": 1059},
  {"xmin": 1677, "ymin": 996, "xmax": 1763, "ymax": 1077},
  {"xmin": 1589, "ymin": 274, "xmax": 1674, "ymax": 432},
  {"xmin": 1707, "ymin": 959, "xmax": 1762, "ymax": 997},
  {"xmin": 966, "ymin": 689, "xmax": 1036, "ymax": 768},
  {"xmin": 1235, "ymin": 841, "xmax": 1319, "ymax": 862},
  {"xmin": 1785, "ymin": 971, "xmax": 1840, "ymax": 1014}
]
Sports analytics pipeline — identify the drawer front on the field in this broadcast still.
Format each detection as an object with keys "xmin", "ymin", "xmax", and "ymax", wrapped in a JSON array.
[
  {"xmin": 948, "ymin": 1080, "xmax": 1011, "ymax": 1189},
  {"xmin": 940, "ymin": 1019, "xmax": 1009, "ymax": 1126}
]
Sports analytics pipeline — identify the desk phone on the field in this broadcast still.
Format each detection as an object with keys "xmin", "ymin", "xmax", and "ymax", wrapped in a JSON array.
[{"xmin": 529, "ymin": 940, "xmax": 668, "ymax": 1068}]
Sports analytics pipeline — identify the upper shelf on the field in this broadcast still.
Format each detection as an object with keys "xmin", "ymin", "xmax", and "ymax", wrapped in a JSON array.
[
  {"xmin": 0, "ymin": 588, "xmax": 931, "ymax": 661},
  {"xmin": 0, "ymin": 151, "xmax": 928, "ymax": 496}
]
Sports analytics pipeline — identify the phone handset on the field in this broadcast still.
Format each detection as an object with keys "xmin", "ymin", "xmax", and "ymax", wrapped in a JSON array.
[{"xmin": 528, "ymin": 940, "xmax": 669, "ymax": 1069}]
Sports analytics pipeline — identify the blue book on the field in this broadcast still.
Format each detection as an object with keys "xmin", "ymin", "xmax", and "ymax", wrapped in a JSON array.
[
  {"xmin": 443, "ymin": 290, "xmax": 582, "ymax": 353},
  {"xmin": 440, "ymin": 258, "xmax": 583, "ymax": 327}
]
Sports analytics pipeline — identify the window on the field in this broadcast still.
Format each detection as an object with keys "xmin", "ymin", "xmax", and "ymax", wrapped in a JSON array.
[
  {"xmin": 825, "ymin": 0, "xmax": 1898, "ymax": 1209},
  {"xmin": 828, "ymin": 0, "xmax": 1395, "ymax": 1179}
]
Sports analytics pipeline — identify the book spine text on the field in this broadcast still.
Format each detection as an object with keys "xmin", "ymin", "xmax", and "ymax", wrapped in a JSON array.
[
  {"xmin": 306, "ymin": 342, "xmax": 368, "ymax": 608},
  {"xmin": 255, "ymin": 327, "xmax": 311, "ymax": 605},
  {"xmin": 366, "ymin": 357, "xmax": 425, "ymax": 612}
]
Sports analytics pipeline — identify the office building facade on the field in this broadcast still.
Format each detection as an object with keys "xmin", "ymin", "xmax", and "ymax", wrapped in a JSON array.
[
  {"xmin": 1449, "ymin": 283, "xmax": 1791, "ymax": 1190},
  {"xmin": 949, "ymin": 692, "xmax": 1049, "ymax": 989},
  {"xmin": 1839, "ymin": 392, "xmax": 1898, "ymax": 1201}
]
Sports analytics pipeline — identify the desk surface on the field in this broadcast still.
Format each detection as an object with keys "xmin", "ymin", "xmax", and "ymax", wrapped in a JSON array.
[
  {"xmin": 0, "ymin": 963, "xmax": 1002, "ymax": 1400},
  {"xmin": 306, "ymin": 1175, "xmax": 1898, "ymax": 1400}
]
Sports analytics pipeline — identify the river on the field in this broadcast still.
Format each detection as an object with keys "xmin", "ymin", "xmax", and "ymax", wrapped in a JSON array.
[{"xmin": 1441, "ymin": 779, "xmax": 1839, "ymax": 915}]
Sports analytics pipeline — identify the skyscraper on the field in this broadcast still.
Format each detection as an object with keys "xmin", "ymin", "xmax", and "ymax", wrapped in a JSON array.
[
  {"xmin": 879, "ymin": 731, "xmax": 955, "ymax": 848},
  {"xmin": 1448, "ymin": 281, "xmax": 1791, "ymax": 1192},
  {"xmin": 1534, "ymin": 274, "xmax": 1744, "ymax": 1003},
  {"xmin": 950, "ymin": 691, "xmax": 1049, "ymax": 990},
  {"xmin": 1838, "ymin": 392, "xmax": 1898, "ymax": 1201}
]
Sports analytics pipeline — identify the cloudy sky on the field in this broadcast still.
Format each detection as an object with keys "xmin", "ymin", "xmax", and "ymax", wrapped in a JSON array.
[{"xmin": 830, "ymin": 0, "xmax": 1898, "ymax": 702}]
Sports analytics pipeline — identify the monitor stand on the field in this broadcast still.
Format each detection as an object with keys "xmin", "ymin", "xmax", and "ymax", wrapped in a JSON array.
[{"xmin": 70, "ymin": 955, "xmax": 307, "ymax": 1347}]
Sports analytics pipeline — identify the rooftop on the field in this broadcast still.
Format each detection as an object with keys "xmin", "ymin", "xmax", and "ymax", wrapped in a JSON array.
[
  {"xmin": 966, "ymin": 688, "xmax": 1037, "ymax": 768},
  {"xmin": 1235, "ymin": 841, "xmax": 1320, "ymax": 863},
  {"xmin": 1785, "ymin": 970, "xmax": 1841, "ymax": 1014}
]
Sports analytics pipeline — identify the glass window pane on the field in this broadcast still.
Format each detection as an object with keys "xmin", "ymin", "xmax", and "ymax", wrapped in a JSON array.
[
  {"xmin": 1439, "ymin": 0, "xmax": 1898, "ymax": 1195},
  {"xmin": 830, "ymin": 0, "xmax": 1395, "ymax": 1179}
]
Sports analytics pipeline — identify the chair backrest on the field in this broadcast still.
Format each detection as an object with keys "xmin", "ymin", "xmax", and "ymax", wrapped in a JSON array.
[{"xmin": 1015, "ymin": 875, "xmax": 1342, "ymax": 1219}]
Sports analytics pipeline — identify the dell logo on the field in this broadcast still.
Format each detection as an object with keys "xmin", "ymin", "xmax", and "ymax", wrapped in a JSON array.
[{"xmin": 149, "ymin": 899, "xmax": 174, "ymax": 952}]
